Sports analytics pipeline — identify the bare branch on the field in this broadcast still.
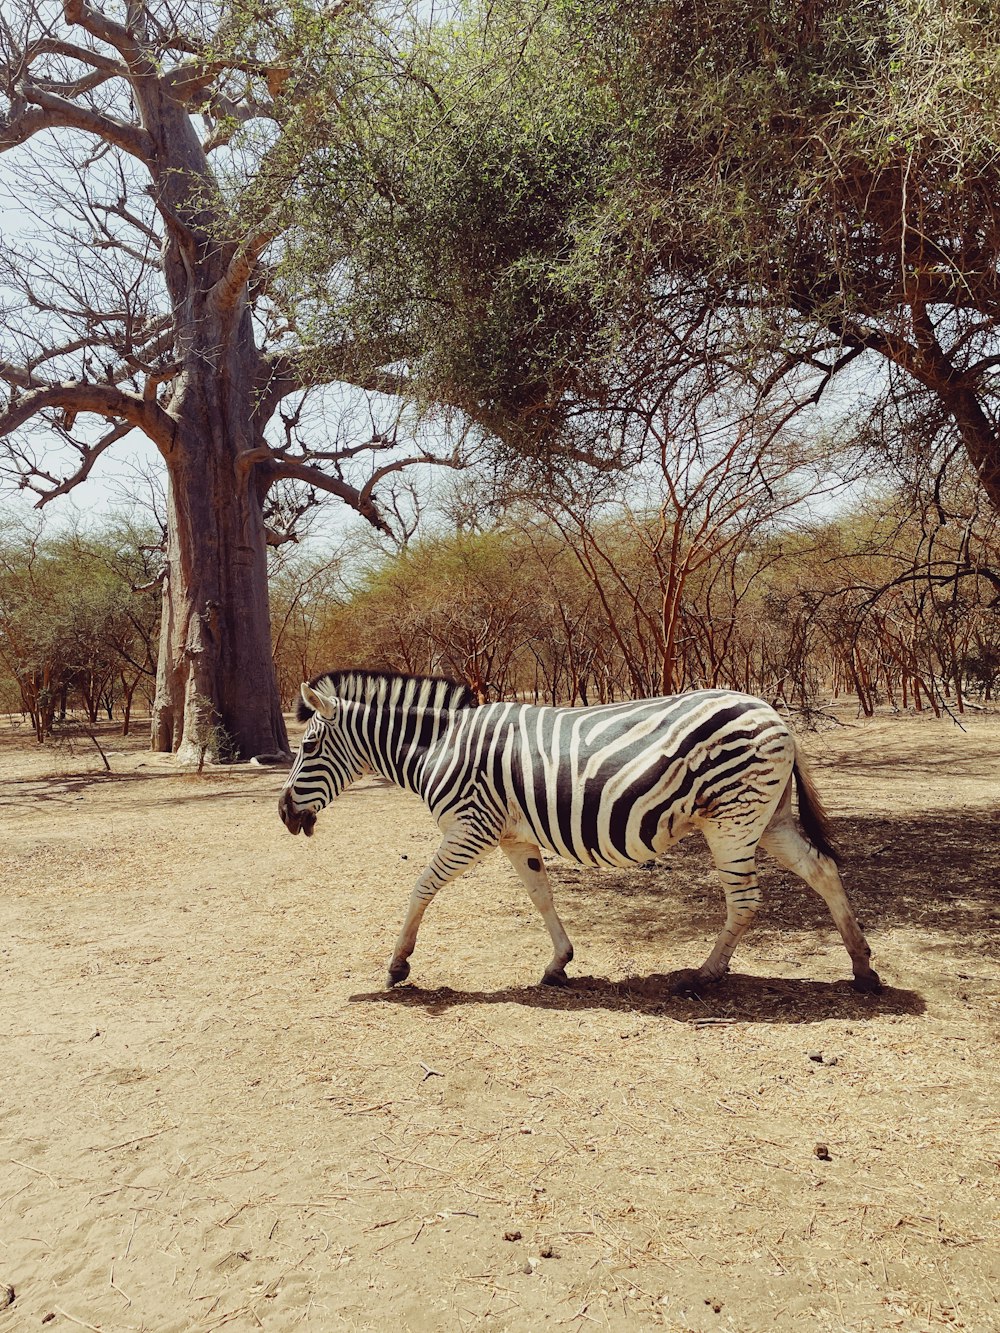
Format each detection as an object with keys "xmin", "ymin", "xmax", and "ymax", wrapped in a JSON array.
[
  {"xmin": 23, "ymin": 37, "xmax": 127, "ymax": 78},
  {"xmin": 2, "ymin": 82, "xmax": 152, "ymax": 160},
  {"xmin": 0, "ymin": 379, "xmax": 175, "ymax": 451},
  {"xmin": 358, "ymin": 450, "xmax": 465, "ymax": 508},
  {"xmin": 60, "ymin": 0, "xmax": 146, "ymax": 72},
  {"xmin": 24, "ymin": 419, "xmax": 134, "ymax": 506},
  {"xmin": 264, "ymin": 457, "xmax": 393, "ymax": 534},
  {"xmin": 90, "ymin": 197, "xmax": 160, "ymax": 246}
]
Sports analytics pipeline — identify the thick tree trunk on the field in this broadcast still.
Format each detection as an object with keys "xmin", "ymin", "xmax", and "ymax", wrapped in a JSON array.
[
  {"xmin": 152, "ymin": 439, "xmax": 288, "ymax": 762},
  {"xmin": 136, "ymin": 69, "xmax": 292, "ymax": 767},
  {"xmin": 150, "ymin": 298, "xmax": 289, "ymax": 762}
]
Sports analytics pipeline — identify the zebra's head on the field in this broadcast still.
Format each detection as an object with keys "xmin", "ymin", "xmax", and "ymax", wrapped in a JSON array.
[{"xmin": 278, "ymin": 681, "xmax": 364, "ymax": 836}]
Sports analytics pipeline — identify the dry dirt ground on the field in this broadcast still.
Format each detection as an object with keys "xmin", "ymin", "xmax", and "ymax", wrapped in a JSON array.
[{"xmin": 1, "ymin": 707, "xmax": 998, "ymax": 1333}]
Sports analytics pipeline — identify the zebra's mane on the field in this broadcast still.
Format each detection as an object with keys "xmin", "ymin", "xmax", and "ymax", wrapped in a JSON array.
[{"xmin": 296, "ymin": 670, "xmax": 477, "ymax": 722}]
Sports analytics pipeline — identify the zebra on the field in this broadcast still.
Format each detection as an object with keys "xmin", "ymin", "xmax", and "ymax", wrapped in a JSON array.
[{"xmin": 278, "ymin": 670, "xmax": 881, "ymax": 995}]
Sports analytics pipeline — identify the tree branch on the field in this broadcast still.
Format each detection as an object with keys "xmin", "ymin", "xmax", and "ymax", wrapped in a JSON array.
[
  {"xmin": 253, "ymin": 344, "xmax": 411, "ymax": 425},
  {"xmin": 22, "ymin": 419, "xmax": 134, "ymax": 506},
  {"xmin": 209, "ymin": 227, "xmax": 278, "ymax": 317},
  {"xmin": 23, "ymin": 37, "xmax": 126, "ymax": 78},
  {"xmin": 358, "ymin": 450, "xmax": 464, "ymax": 508},
  {"xmin": 263, "ymin": 457, "xmax": 392, "ymax": 534},
  {"xmin": 167, "ymin": 56, "xmax": 287, "ymax": 108},
  {"xmin": 0, "ymin": 379, "xmax": 175, "ymax": 452},
  {"xmin": 61, "ymin": 0, "xmax": 146, "ymax": 72},
  {"xmin": 2, "ymin": 83, "xmax": 152, "ymax": 160}
]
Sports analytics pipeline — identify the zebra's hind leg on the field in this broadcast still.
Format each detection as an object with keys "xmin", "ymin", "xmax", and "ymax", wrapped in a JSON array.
[
  {"xmin": 387, "ymin": 825, "xmax": 493, "ymax": 987},
  {"xmin": 690, "ymin": 827, "xmax": 764, "ymax": 989},
  {"xmin": 501, "ymin": 839, "xmax": 574, "ymax": 986},
  {"xmin": 760, "ymin": 815, "xmax": 881, "ymax": 993}
]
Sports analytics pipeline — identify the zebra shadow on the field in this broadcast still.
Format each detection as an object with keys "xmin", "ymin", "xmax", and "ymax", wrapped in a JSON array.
[{"xmin": 348, "ymin": 972, "xmax": 925, "ymax": 1023}]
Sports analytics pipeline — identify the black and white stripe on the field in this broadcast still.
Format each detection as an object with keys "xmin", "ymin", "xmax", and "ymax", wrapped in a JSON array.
[{"xmin": 279, "ymin": 671, "xmax": 880, "ymax": 993}]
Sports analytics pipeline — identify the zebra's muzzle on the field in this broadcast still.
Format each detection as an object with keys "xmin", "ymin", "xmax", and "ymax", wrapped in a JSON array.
[{"xmin": 278, "ymin": 790, "xmax": 316, "ymax": 837}]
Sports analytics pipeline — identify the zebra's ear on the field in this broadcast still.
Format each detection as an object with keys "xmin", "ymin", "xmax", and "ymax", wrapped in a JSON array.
[{"xmin": 300, "ymin": 682, "xmax": 337, "ymax": 720}]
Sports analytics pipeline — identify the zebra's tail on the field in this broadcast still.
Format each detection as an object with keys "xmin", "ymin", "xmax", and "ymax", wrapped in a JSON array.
[{"xmin": 792, "ymin": 745, "xmax": 841, "ymax": 866}]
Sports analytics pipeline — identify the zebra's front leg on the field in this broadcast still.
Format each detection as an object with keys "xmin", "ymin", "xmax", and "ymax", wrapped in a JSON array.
[
  {"xmin": 501, "ymin": 839, "xmax": 574, "ymax": 987},
  {"xmin": 387, "ymin": 825, "xmax": 492, "ymax": 987}
]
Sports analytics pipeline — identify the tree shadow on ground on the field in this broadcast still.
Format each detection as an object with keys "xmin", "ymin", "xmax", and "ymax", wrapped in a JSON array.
[
  {"xmin": 348, "ymin": 972, "xmax": 924, "ymax": 1024},
  {"xmin": 842, "ymin": 811, "xmax": 999, "ymax": 947},
  {"xmin": 0, "ymin": 765, "xmax": 381, "ymax": 810},
  {"xmin": 0, "ymin": 764, "xmax": 290, "ymax": 809},
  {"xmin": 818, "ymin": 745, "xmax": 996, "ymax": 776},
  {"xmin": 0, "ymin": 770, "xmax": 175, "ymax": 807}
]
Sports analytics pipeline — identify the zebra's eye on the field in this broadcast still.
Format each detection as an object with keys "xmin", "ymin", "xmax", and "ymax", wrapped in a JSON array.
[{"xmin": 302, "ymin": 735, "xmax": 322, "ymax": 754}]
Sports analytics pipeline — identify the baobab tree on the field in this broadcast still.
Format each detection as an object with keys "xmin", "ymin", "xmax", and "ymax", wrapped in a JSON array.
[{"xmin": 0, "ymin": 0, "xmax": 456, "ymax": 759}]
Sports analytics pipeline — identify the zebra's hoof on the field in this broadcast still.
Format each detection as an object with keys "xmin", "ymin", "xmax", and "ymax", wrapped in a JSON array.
[
  {"xmin": 387, "ymin": 960, "xmax": 410, "ymax": 988},
  {"xmin": 852, "ymin": 971, "xmax": 882, "ymax": 995},
  {"xmin": 541, "ymin": 968, "xmax": 570, "ymax": 987},
  {"xmin": 670, "ymin": 968, "xmax": 712, "ymax": 998}
]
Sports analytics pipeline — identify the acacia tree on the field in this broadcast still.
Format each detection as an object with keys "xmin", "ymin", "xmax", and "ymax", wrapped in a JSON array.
[
  {"xmin": 283, "ymin": 0, "xmax": 640, "ymax": 478},
  {"xmin": 291, "ymin": 0, "xmax": 1000, "ymax": 527},
  {"xmin": 0, "ymin": 0, "xmax": 460, "ymax": 760}
]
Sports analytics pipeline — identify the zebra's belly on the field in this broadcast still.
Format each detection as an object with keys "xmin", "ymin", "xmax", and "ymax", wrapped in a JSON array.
[{"xmin": 503, "ymin": 801, "xmax": 699, "ymax": 869}]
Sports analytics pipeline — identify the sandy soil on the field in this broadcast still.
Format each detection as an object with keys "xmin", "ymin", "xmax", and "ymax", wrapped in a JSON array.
[{"xmin": 0, "ymin": 706, "xmax": 998, "ymax": 1333}]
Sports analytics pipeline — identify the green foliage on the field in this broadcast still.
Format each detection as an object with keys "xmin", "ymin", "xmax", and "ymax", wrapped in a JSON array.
[
  {"xmin": 629, "ymin": 0, "xmax": 1000, "ymax": 303},
  {"xmin": 282, "ymin": 1, "xmax": 641, "ymax": 463},
  {"xmin": 285, "ymin": 0, "xmax": 1000, "ymax": 507}
]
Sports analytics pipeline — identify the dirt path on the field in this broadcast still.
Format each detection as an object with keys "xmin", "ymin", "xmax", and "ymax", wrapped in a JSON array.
[{"xmin": 1, "ymin": 710, "xmax": 997, "ymax": 1332}]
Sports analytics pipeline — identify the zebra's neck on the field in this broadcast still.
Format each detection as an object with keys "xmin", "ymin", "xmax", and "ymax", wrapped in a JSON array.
[{"xmin": 312, "ymin": 672, "xmax": 475, "ymax": 795}]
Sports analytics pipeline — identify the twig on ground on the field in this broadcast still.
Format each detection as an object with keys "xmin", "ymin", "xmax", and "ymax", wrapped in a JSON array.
[
  {"xmin": 109, "ymin": 1261, "xmax": 131, "ymax": 1307},
  {"xmin": 9, "ymin": 1159, "xmax": 58, "ymax": 1185},
  {"xmin": 556, "ymin": 1302, "xmax": 601, "ymax": 1325},
  {"xmin": 54, "ymin": 1311, "xmax": 104, "ymax": 1332},
  {"xmin": 94, "ymin": 1125, "xmax": 176, "ymax": 1152}
]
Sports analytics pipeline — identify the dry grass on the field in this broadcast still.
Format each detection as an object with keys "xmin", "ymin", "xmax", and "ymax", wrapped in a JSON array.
[{"xmin": 0, "ymin": 708, "xmax": 997, "ymax": 1331}]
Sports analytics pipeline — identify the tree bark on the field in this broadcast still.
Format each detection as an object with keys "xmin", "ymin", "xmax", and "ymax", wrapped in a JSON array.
[
  {"xmin": 150, "ymin": 302, "xmax": 289, "ymax": 761},
  {"xmin": 152, "ymin": 448, "xmax": 287, "ymax": 761},
  {"xmin": 133, "ymin": 76, "xmax": 291, "ymax": 762}
]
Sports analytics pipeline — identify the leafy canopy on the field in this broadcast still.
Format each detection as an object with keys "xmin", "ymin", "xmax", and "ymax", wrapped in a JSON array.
[
  {"xmin": 283, "ymin": 1, "xmax": 641, "ymax": 464},
  {"xmin": 287, "ymin": 0, "xmax": 1000, "ymax": 505}
]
